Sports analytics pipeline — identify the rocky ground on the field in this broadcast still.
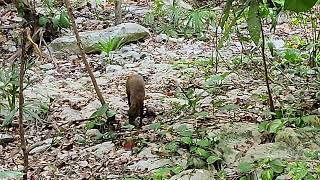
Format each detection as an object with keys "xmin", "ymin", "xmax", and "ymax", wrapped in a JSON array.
[{"xmin": 0, "ymin": 1, "xmax": 319, "ymax": 179}]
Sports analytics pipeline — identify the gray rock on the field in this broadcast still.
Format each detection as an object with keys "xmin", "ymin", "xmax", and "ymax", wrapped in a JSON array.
[
  {"xmin": 48, "ymin": 23, "xmax": 150, "ymax": 56},
  {"xmin": 170, "ymin": 169, "xmax": 213, "ymax": 180},
  {"xmin": 124, "ymin": 63, "xmax": 137, "ymax": 68},
  {"xmin": 60, "ymin": 107, "xmax": 83, "ymax": 122},
  {"xmin": 270, "ymin": 39, "xmax": 285, "ymax": 50},
  {"xmin": 0, "ymin": 134, "xmax": 14, "ymax": 144},
  {"xmin": 74, "ymin": 134, "xmax": 86, "ymax": 144},
  {"xmin": 239, "ymin": 142, "xmax": 298, "ymax": 164},
  {"xmin": 163, "ymin": 0, "xmax": 193, "ymax": 10},
  {"xmin": 85, "ymin": 141, "xmax": 114, "ymax": 157},
  {"xmin": 81, "ymin": 100, "xmax": 101, "ymax": 118},
  {"xmin": 216, "ymin": 123, "xmax": 261, "ymax": 164},
  {"xmin": 109, "ymin": 96, "xmax": 127, "ymax": 110},
  {"xmin": 86, "ymin": 129, "xmax": 102, "ymax": 138},
  {"xmin": 78, "ymin": 160, "xmax": 89, "ymax": 167},
  {"xmin": 275, "ymin": 128, "xmax": 300, "ymax": 148},
  {"xmin": 126, "ymin": 5, "xmax": 151, "ymax": 16},
  {"xmin": 140, "ymin": 57, "xmax": 155, "ymax": 69},
  {"xmin": 40, "ymin": 63, "xmax": 55, "ymax": 70},
  {"xmin": 29, "ymin": 138, "xmax": 53, "ymax": 155},
  {"xmin": 155, "ymin": 34, "xmax": 168, "ymax": 42},
  {"xmin": 127, "ymin": 158, "xmax": 171, "ymax": 171},
  {"xmin": 106, "ymin": 65, "xmax": 123, "ymax": 73},
  {"xmin": 29, "ymin": 144, "xmax": 51, "ymax": 155},
  {"xmin": 137, "ymin": 147, "xmax": 157, "ymax": 158}
]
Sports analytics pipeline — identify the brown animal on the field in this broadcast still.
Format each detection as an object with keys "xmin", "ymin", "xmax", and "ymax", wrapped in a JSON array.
[{"xmin": 126, "ymin": 74, "xmax": 145, "ymax": 127}]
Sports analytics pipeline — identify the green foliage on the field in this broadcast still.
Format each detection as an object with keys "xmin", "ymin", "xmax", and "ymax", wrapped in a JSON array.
[
  {"xmin": 284, "ymin": 0, "xmax": 318, "ymax": 12},
  {"xmin": 0, "ymin": 171, "xmax": 24, "ymax": 179},
  {"xmin": 247, "ymin": 0, "xmax": 261, "ymax": 46},
  {"xmin": 163, "ymin": 124, "xmax": 221, "ymax": 170},
  {"xmin": 258, "ymin": 119, "xmax": 287, "ymax": 133},
  {"xmin": 86, "ymin": 104, "xmax": 116, "ymax": 130},
  {"xmin": 38, "ymin": 0, "xmax": 70, "ymax": 30},
  {"xmin": 238, "ymin": 161, "xmax": 254, "ymax": 173},
  {"xmin": 96, "ymin": 36, "xmax": 124, "ymax": 57},
  {"xmin": 238, "ymin": 157, "xmax": 319, "ymax": 179},
  {"xmin": 144, "ymin": 0, "xmax": 217, "ymax": 38},
  {"xmin": 0, "ymin": 65, "xmax": 49, "ymax": 127}
]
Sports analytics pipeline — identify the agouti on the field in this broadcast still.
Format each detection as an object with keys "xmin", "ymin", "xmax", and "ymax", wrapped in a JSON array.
[{"xmin": 126, "ymin": 74, "xmax": 145, "ymax": 127}]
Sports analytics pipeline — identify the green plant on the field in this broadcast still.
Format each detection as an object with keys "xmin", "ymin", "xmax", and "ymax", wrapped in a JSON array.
[
  {"xmin": 95, "ymin": 36, "xmax": 124, "ymax": 64},
  {"xmin": 39, "ymin": 0, "xmax": 70, "ymax": 30},
  {"xmin": 238, "ymin": 158, "xmax": 319, "ymax": 180},
  {"xmin": 0, "ymin": 171, "xmax": 24, "ymax": 179},
  {"xmin": 0, "ymin": 65, "xmax": 46, "ymax": 127},
  {"xmin": 163, "ymin": 124, "xmax": 221, "ymax": 170},
  {"xmin": 85, "ymin": 104, "xmax": 116, "ymax": 132},
  {"xmin": 144, "ymin": 1, "xmax": 217, "ymax": 38}
]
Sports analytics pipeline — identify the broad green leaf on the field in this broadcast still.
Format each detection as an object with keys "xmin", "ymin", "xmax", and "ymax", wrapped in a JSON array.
[
  {"xmin": 207, "ymin": 155, "xmax": 221, "ymax": 164},
  {"xmin": 180, "ymin": 137, "xmax": 192, "ymax": 144},
  {"xmin": 304, "ymin": 175, "xmax": 316, "ymax": 180},
  {"xmin": 2, "ymin": 107, "xmax": 18, "ymax": 126},
  {"xmin": 247, "ymin": 0, "xmax": 261, "ymax": 46},
  {"xmin": 195, "ymin": 147, "xmax": 209, "ymax": 158},
  {"xmin": 38, "ymin": 16, "xmax": 48, "ymax": 27},
  {"xmin": 269, "ymin": 119, "xmax": 283, "ymax": 133},
  {"xmin": 90, "ymin": 104, "xmax": 108, "ymax": 118},
  {"xmin": 177, "ymin": 124, "xmax": 189, "ymax": 132},
  {"xmin": 59, "ymin": 11, "xmax": 70, "ymax": 28},
  {"xmin": 219, "ymin": 0, "xmax": 233, "ymax": 28},
  {"xmin": 171, "ymin": 165, "xmax": 184, "ymax": 174},
  {"xmin": 258, "ymin": 121, "xmax": 269, "ymax": 132},
  {"xmin": 261, "ymin": 169, "xmax": 274, "ymax": 180},
  {"xmin": 238, "ymin": 161, "xmax": 254, "ymax": 173},
  {"xmin": 24, "ymin": 108, "xmax": 41, "ymax": 121},
  {"xmin": 288, "ymin": 162, "xmax": 308, "ymax": 179},
  {"xmin": 284, "ymin": 0, "xmax": 318, "ymax": 12},
  {"xmin": 149, "ymin": 122, "xmax": 161, "ymax": 130},
  {"xmin": 106, "ymin": 110, "xmax": 116, "ymax": 118},
  {"xmin": 179, "ymin": 130, "xmax": 193, "ymax": 137},
  {"xmin": 0, "ymin": 171, "xmax": 24, "ymax": 179},
  {"xmin": 196, "ymin": 139, "xmax": 210, "ymax": 147},
  {"xmin": 240, "ymin": 177, "xmax": 251, "ymax": 180},
  {"xmin": 270, "ymin": 159, "xmax": 284, "ymax": 173},
  {"xmin": 165, "ymin": 141, "xmax": 179, "ymax": 152}
]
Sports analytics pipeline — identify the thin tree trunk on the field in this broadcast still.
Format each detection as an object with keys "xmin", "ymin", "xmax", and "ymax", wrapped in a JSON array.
[
  {"xmin": 19, "ymin": 28, "xmax": 29, "ymax": 180},
  {"xmin": 115, "ymin": 0, "xmax": 122, "ymax": 25},
  {"xmin": 260, "ymin": 19, "xmax": 275, "ymax": 114}
]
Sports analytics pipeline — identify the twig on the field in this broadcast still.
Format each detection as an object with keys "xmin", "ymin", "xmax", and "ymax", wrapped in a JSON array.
[
  {"xmin": 260, "ymin": 19, "xmax": 275, "ymax": 113},
  {"xmin": 64, "ymin": 0, "xmax": 106, "ymax": 105},
  {"xmin": 8, "ymin": 28, "xmax": 41, "ymax": 64},
  {"xmin": 19, "ymin": 28, "xmax": 29, "ymax": 180}
]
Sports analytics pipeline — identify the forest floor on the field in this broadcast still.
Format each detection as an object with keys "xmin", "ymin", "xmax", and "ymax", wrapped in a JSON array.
[{"xmin": 1, "ymin": 1, "xmax": 319, "ymax": 179}]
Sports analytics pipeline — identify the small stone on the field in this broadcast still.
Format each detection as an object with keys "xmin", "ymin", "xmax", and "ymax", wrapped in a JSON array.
[
  {"xmin": 106, "ymin": 65, "xmax": 123, "ymax": 73},
  {"xmin": 8, "ymin": 46, "xmax": 17, "ymax": 52},
  {"xmin": 86, "ymin": 129, "xmax": 102, "ymax": 137},
  {"xmin": 40, "ymin": 63, "xmax": 54, "ymax": 70},
  {"xmin": 78, "ymin": 160, "xmax": 89, "ymax": 167},
  {"xmin": 74, "ymin": 134, "xmax": 86, "ymax": 144},
  {"xmin": 0, "ymin": 134, "xmax": 14, "ymax": 144},
  {"xmin": 155, "ymin": 34, "xmax": 168, "ymax": 42}
]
